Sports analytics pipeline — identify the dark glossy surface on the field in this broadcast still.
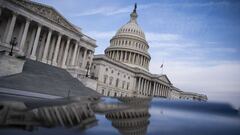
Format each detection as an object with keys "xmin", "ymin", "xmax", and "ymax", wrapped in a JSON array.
[{"xmin": 0, "ymin": 97, "xmax": 240, "ymax": 135}]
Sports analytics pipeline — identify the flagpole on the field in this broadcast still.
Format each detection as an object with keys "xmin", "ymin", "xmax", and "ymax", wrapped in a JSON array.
[{"xmin": 162, "ymin": 66, "xmax": 163, "ymax": 74}]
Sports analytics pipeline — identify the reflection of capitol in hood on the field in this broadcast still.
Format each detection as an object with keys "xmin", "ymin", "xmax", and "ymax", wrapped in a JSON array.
[
  {"xmin": 105, "ymin": 98, "xmax": 151, "ymax": 135},
  {"xmin": 0, "ymin": 98, "xmax": 152, "ymax": 134},
  {"xmin": 0, "ymin": 101, "xmax": 97, "ymax": 131}
]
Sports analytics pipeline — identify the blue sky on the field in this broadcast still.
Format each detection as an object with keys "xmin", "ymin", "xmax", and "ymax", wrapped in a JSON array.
[{"xmin": 35, "ymin": 0, "xmax": 240, "ymax": 107}]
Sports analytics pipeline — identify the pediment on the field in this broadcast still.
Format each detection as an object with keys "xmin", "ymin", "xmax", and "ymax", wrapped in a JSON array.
[
  {"xmin": 158, "ymin": 75, "xmax": 171, "ymax": 84},
  {"xmin": 9, "ymin": 0, "xmax": 80, "ymax": 34}
]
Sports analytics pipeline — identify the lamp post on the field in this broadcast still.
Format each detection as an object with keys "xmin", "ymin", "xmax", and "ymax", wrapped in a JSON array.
[{"xmin": 9, "ymin": 37, "xmax": 17, "ymax": 56}]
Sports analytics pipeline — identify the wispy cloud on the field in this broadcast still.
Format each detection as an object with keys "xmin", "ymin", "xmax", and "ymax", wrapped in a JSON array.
[
  {"xmin": 68, "ymin": 1, "xmax": 235, "ymax": 17},
  {"xmin": 87, "ymin": 31, "xmax": 115, "ymax": 39},
  {"xmin": 70, "ymin": 3, "xmax": 156, "ymax": 17},
  {"xmin": 146, "ymin": 33, "xmax": 182, "ymax": 42},
  {"xmin": 145, "ymin": 32, "xmax": 238, "ymax": 60}
]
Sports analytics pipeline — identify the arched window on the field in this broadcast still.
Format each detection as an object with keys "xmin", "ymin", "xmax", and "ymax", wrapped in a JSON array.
[{"xmin": 104, "ymin": 75, "xmax": 108, "ymax": 84}]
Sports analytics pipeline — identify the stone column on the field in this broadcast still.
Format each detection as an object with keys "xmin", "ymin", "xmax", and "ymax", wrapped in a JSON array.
[
  {"xmin": 140, "ymin": 56, "xmax": 142, "ymax": 66},
  {"xmin": 137, "ymin": 77, "xmax": 141, "ymax": 94},
  {"xmin": 141, "ymin": 79, "xmax": 144, "ymax": 94},
  {"xmin": 61, "ymin": 37, "xmax": 70, "ymax": 68},
  {"xmin": 143, "ymin": 57, "xmax": 146, "ymax": 67},
  {"xmin": 159, "ymin": 84, "xmax": 161, "ymax": 96},
  {"xmin": 57, "ymin": 40, "xmax": 65, "ymax": 65},
  {"xmin": 140, "ymin": 78, "xmax": 144, "ymax": 94},
  {"xmin": 146, "ymin": 80, "xmax": 149, "ymax": 95},
  {"xmin": 144, "ymin": 80, "xmax": 147, "ymax": 95},
  {"xmin": 75, "ymin": 45, "xmax": 81, "ymax": 66},
  {"xmin": 81, "ymin": 48, "xmax": 88, "ymax": 69},
  {"xmin": 149, "ymin": 82, "xmax": 152, "ymax": 96},
  {"xmin": 120, "ymin": 51, "xmax": 122, "ymax": 60},
  {"xmin": 147, "ymin": 81, "xmax": 150, "ymax": 95},
  {"xmin": 124, "ymin": 51, "xmax": 127, "ymax": 62},
  {"xmin": 26, "ymin": 28, "xmax": 36, "ymax": 57},
  {"xmin": 133, "ymin": 53, "xmax": 136, "ymax": 64},
  {"xmin": 110, "ymin": 51, "xmax": 113, "ymax": 58},
  {"xmin": 5, "ymin": 12, "xmax": 17, "ymax": 44},
  {"xmin": 30, "ymin": 24, "xmax": 42, "ymax": 60},
  {"xmin": 160, "ymin": 85, "xmax": 163, "ymax": 96},
  {"xmin": 112, "ymin": 51, "xmax": 115, "ymax": 59},
  {"xmin": 52, "ymin": 33, "xmax": 62, "ymax": 66},
  {"xmin": 139, "ymin": 78, "xmax": 143, "ymax": 94},
  {"xmin": 117, "ymin": 51, "xmax": 119, "ymax": 60},
  {"xmin": 153, "ymin": 82, "xmax": 156, "ymax": 96},
  {"xmin": 116, "ymin": 51, "xmax": 119, "ymax": 60},
  {"xmin": 138, "ymin": 55, "xmax": 141, "ymax": 65},
  {"xmin": 17, "ymin": 22, "xmax": 25, "ymax": 44},
  {"xmin": 129, "ymin": 52, "xmax": 132, "ymax": 63},
  {"xmin": 37, "ymin": 32, "xmax": 47, "ymax": 60},
  {"xmin": 144, "ymin": 57, "xmax": 146, "ymax": 67},
  {"xmin": 142, "ymin": 56, "xmax": 144, "ymax": 66},
  {"xmin": 71, "ymin": 42, "xmax": 78, "ymax": 66},
  {"xmin": 42, "ymin": 30, "xmax": 52, "ymax": 63},
  {"xmin": 143, "ymin": 57, "xmax": 146, "ymax": 68},
  {"xmin": 19, "ymin": 18, "xmax": 30, "ymax": 55}
]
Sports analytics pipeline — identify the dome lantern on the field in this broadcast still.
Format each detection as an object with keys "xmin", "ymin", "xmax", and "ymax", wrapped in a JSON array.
[{"xmin": 130, "ymin": 3, "xmax": 138, "ymax": 23}]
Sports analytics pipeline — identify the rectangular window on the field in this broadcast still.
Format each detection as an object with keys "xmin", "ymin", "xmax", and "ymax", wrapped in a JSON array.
[{"xmin": 127, "ymin": 82, "xmax": 130, "ymax": 90}]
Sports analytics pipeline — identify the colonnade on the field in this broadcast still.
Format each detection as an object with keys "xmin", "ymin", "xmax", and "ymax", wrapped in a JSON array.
[
  {"xmin": 106, "ymin": 50, "xmax": 149, "ymax": 70},
  {"xmin": 0, "ymin": 6, "xmax": 93, "ymax": 70},
  {"xmin": 136, "ymin": 77, "xmax": 170, "ymax": 97}
]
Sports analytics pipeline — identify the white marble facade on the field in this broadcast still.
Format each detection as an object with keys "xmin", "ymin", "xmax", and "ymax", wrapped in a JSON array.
[
  {"xmin": 90, "ymin": 5, "xmax": 173, "ymax": 98},
  {"xmin": 0, "ymin": 0, "xmax": 96, "ymax": 78},
  {"xmin": 90, "ymin": 4, "xmax": 207, "ymax": 101}
]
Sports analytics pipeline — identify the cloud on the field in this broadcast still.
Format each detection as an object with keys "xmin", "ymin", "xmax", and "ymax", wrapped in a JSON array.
[
  {"xmin": 150, "ymin": 59, "xmax": 240, "ymax": 107},
  {"xmin": 70, "ymin": 3, "xmax": 156, "ymax": 17},
  {"xmin": 86, "ymin": 31, "xmax": 115, "ymax": 39},
  {"xmin": 146, "ymin": 33, "xmax": 182, "ymax": 42},
  {"xmin": 146, "ymin": 32, "xmax": 238, "ymax": 59}
]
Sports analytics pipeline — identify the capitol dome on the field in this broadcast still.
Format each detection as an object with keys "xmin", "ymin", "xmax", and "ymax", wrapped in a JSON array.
[{"xmin": 105, "ymin": 4, "xmax": 151, "ymax": 71}]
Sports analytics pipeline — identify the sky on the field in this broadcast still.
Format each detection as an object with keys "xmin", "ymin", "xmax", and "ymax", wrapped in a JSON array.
[{"xmin": 34, "ymin": 0, "xmax": 240, "ymax": 108}]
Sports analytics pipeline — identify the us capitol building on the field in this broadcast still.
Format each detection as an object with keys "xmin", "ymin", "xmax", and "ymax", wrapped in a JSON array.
[
  {"xmin": 89, "ymin": 4, "xmax": 207, "ymax": 101},
  {"xmin": 0, "ymin": 0, "xmax": 207, "ymax": 101}
]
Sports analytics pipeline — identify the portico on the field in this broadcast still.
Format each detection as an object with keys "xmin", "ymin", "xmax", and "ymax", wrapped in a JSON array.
[{"xmin": 0, "ymin": 0, "xmax": 96, "ymax": 78}]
